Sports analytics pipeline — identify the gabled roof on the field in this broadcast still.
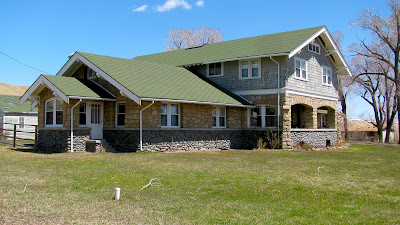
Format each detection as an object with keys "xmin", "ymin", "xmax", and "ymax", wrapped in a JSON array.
[
  {"xmin": 20, "ymin": 75, "xmax": 115, "ymax": 105},
  {"xmin": 0, "ymin": 95, "xmax": 37, "ymax": 113},
  {"xmin": 67, "ymin": 52, "xmax": 250, "ymax": 106},
  {"xmin": 134, "ymin": 26, "xmax": 351, "ymax": 76},
  {"xmin": 134, "ymin": 26, "xmax": 323, "ymax": 66}
]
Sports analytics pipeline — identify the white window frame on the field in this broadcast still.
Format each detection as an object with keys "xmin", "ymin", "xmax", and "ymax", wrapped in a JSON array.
[
  {"xmin": 19, "ymin": 117, "xmax": 25, "ymax": 129},
  {"xmin": 239, "ymin": 58, "xmax": 261, "ymax": 79},
  {"xmin": 308, "ymin": 42, "xmax": 320, "ymax": 54},
  {"xmin": 87, "ymin": 67, "xmax": 96, "ymax": 80},
  {"xmin": 322, "ymin": 66, "xmax": 333, "ymax": 86},
  {"xmin": 212, "ymin": 106, "xmax": 226, "ymax": 128},
  {"xmin": 320, "ymin": 114, "xmax": 326, "ymax": 128},
  {"xmin": 248, "ymin": 105, "xmax": 278, "ymax": 128},
  {"xmin": 207, "ymin": 62, "xmax": 224, "ymax": 77},
  {"xmin": 294, "ymin": 57, "xmax": 307, "ymax": 81},
  {"xmin": 115, "ymin": 102, "xmax": 126, "ymax": 127},
  {"xmin": 161, "ymin": 103, "xmax": 180, "ymax": 128},
  {"xmin": 79, "ymin": 102, "xmax": 87, "ymax": 127},
  {"xmin": 45, "ymin": 97, "xmax": 63, "ymax": 127}
]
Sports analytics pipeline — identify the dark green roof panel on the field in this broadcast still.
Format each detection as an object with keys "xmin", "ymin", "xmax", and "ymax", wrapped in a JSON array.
[{"xmin": 0, "ymin": 95, "xmax": 37, "ymax": 113}]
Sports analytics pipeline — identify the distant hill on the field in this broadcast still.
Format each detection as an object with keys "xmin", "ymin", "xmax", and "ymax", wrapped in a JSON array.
[{"xmin": 0, "ymin": 82, "xmax": 29, "ymax": 96}]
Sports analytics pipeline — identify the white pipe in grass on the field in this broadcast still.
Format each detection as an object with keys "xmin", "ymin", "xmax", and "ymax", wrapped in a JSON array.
[{"xmin": 114, "ymin": 188, "xmax": 120, "ymax": 200}]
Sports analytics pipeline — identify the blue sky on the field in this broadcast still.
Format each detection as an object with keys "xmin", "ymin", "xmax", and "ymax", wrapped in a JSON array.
[{"xmin": 0, "ymin": 0, "xmax": 388, "ymax": 118}]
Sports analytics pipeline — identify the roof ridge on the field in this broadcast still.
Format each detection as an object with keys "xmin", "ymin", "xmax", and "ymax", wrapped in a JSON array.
[{"xmin": 134, "ymin": 26, "xmax": 325, "ymax": 59}]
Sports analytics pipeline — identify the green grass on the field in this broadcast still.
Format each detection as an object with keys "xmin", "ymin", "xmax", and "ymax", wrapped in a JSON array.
[{"xmin": 0, "ymin": 144, "xmax": 399, "ymax": 224}]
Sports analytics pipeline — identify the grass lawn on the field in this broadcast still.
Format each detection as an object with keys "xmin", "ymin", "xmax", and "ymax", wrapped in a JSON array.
[{"xmin": 0, "ymin": 144, "xmax": 399, "ymax": 224}]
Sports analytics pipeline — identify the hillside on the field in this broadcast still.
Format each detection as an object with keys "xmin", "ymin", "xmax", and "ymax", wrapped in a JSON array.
[{"xmin": 0, "ymin": 82, "xmax": 29, "ymax": 96}]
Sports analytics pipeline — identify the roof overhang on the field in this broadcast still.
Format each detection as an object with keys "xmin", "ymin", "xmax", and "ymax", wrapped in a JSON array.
[
  {"xmin": 20, "ymin": 75, "xmax": 116, "ymax": 106},
  {"xmin": 140, "ymin": 97, "xmax": 253, "ymax": 108},
  {"xmin": 288, "ymin": 26, "xmax": 352, "ymax": 77},
  {"xmin": 57, "ymin": 52, "xmax": 142, "ymax": 105}
]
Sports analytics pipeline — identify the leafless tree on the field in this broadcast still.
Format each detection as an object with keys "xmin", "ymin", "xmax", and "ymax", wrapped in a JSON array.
[
  {"xmin": 164, "ymin": 26, "xmax": 223, "ymax": 51},
  {"xmin": 332, "ymin": 30, "xmax": 355, "ymax": 140},
  {"xmin": 351, "ymin": 54, "xmax": 389, "ymax": 142},
  {"xmin": 351, "ymin": 0, "xmax": 400, "ymax": 143}
]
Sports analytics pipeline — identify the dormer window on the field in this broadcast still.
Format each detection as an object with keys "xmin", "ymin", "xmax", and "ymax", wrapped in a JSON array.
[
  {"xmin": 86, "ymin": 68, "xmax": 96, "ymax": 80},
  {"xmin": 207, "ymin": 62, "xmax": 223, "ymax": 77},
  {"xmin": 308, "ymin": 43, "xmax": 320, "ymax": 54}
]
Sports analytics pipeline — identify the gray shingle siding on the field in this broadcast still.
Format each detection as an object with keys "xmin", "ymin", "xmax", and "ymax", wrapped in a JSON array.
[
  {"xmin": 285, "ymin": 39, "xmax": 338, "ymax": 98},
  {"xmin": 189, "ymin": 56, "xmax": 287, "ymax": 91},
  {"xmin": 189, "ymin": 39, "xmax": 338, "ymax": 99}
]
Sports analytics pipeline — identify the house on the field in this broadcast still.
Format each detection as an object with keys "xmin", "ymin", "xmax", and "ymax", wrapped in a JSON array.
[
  {"xmin": 348, "ymin": 119, "xmax": 399, "ymax": 143},
  {"xmin": 20, "ymin": 26, "xmax": 351, "ymax": 152},
  {"xmin": 0, "ymin": 95, "xmax": 38, "ymax": 140}
]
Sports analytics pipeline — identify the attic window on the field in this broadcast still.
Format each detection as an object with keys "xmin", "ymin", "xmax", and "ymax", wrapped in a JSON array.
[
  {"xmin": 86, "ymin": 68, "xmax": 96, "ymax": 80},
  {"xmin": 207, "ymin": 62, "xmax": 223, "ymax": 77},
  {"xmin": 308, "ymin": 43, "xmax": 320, "ymax": 54}
]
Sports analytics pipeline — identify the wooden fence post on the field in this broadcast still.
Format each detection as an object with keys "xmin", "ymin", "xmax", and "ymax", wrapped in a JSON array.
[{"xmin": 13, "ymin": 124, "xmax": 17, "ymax": 147}]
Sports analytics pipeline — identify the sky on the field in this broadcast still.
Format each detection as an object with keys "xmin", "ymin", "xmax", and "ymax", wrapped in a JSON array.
[{"xmin": 0, "ymin": 0, "xmax": 389, "ymax": 119}]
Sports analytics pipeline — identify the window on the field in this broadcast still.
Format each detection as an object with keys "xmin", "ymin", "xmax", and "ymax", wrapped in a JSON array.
[
  {"xmin": 207, "ymin": 62, "xmax": 223, "ymax": 77},
  {"xmin": 161, "ymin": 103, "xmax": 180, "ymax": 128},
  {"xmin": 250, "ymin": 106, "xmax": 262, "ymax": 127},
  {"xmin": 320, "ymin": 114, "xmax": 326, "ymax": 128},
  {"xmin": 295, "ymin": 58, "xmax": 307, "ymax": 80},
  {"xmin": 19, "ymin": 117, "xmax": 24, "ymax": 129},
  {"xmin": 265, "ymin": 106, "xmax": 277, "ymax": 127},
  {"xmin": 322, "ymin": 67, "xmax": 332, "ymax": 85},
  {"xmin": 86, "ymin": 68, "xmax": 96, "ymax": 80},
  {"xmin": 212, "ymin": 107, "xmax": 226, "ymax": 128},
  {"xmin": 240, "ymin": 59, "xmax": 261, "ymax": 79},
  {"xmin": 116, "ymin": 102, "xmax": 125, "ymax": 127},
  {"xmin": 45, "ymin": 98, "xmax": 63, "ymax": 126},
  {"xmin": 308, "ymin": 43, "xmax": 320, "ymax": 54},
  {"xmin": 79, "ymin": 103, "xmax": 86, "ymax": 125},
  {"xmin": 249, "ymin": 105, "xmax": 278, "ymax": 128}
]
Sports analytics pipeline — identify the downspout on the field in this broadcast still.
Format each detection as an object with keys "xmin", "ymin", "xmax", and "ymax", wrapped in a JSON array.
[
  {"xmin": 140, "ymin": 101, "xmax": 155, "ymax": 152},
  {"xmin": 270, "ymin": 56, "xmax": 280, "ymax": 141},
  {"xmin": 70, "ymin": 99, "xmax": 82, "ymax": 152}
]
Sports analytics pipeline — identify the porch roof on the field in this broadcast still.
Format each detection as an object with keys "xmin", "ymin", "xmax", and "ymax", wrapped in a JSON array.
[{"xmin": 20, "ymin": 75, "xmax": 115, "ymax": 105}]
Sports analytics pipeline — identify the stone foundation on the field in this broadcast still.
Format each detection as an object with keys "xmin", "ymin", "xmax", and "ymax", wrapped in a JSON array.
[
  {"xmin": 36, "ymin": 128, "xmax": 90, "ymax": 152},
  {"xmin": 291, "ymin": 129, "xmax": 338, "ymax": 148},
  {"xmin": 103, "ymin": 128, "xmax": 270, "ymax": 152}
]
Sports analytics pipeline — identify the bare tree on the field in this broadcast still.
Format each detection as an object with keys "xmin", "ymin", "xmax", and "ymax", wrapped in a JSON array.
[
  {"xmin": 164, "ymin": 26, "xmax": 223, "ymax": 51},
  {"xmin": 352, "ymin": 54, "xmax": 388, "ymax": 142},
  {"xmin": 332, "ymin": 30, "xmax": 354, "ymax": 140},
  {"xmin": 351, "ymin": 0, "xmax": 400, "ymax": 143}
]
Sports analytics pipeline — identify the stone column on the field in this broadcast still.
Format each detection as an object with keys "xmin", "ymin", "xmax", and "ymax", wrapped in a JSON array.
[
  {"xmin": 312, "ymin": 107, "xmax": 318, "ymax": 129},
  {"xmin": 281, "ymin": 104, "xmax": 292, "ymax": 150}
]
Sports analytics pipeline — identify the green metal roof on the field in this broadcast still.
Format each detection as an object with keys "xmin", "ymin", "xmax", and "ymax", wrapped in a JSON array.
[
  {"xmin": 43, "ymin": 75, "xmax": 113, "ymax": 99},
  {"xmin": 0, "ymin": 95, "xmax": 37, "ymax": 113},
  {"xmin": 77, "ymin": 52, "xmax": 249, "ymax": 105},
  {"xmin": 134, "ymin": 26, "xmax": 324, "ymax": 66}
]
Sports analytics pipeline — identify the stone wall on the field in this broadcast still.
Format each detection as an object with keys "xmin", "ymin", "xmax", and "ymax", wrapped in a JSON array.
[
  {"xmin": 36, "ymin": 128, "xmax": 90, "ymax": 152},
  {"xmin": 291, "ymin": 129, "xmax": 338, "ymax": 148},
  {"xmin": 281, "ymin": 93, "xmax": 339, "ymax": 149},
  {"xmin": 103, "ymin": 128, "xmax": 267, "ymax": 152}
]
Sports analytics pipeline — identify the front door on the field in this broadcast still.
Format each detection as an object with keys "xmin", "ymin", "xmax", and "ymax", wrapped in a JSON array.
[{"xmin": 88, "ymin": 102, "xmax": 103, "ymax": 139}]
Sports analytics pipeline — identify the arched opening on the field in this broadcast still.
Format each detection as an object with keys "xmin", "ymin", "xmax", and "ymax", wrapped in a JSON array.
[
  {"xmin": 291, "ymin": 104, "xmax": 313, "ymax": 129},
  {"xmin": 317, "ymin": 106, "xmax": 335, "ymax": 129}
]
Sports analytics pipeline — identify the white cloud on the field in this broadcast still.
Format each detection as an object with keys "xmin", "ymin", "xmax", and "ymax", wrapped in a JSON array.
[
  {"xmin": 156, "ymin": 0, "xmax": 192, "ymax": 12},
  {"xmin": 133, "ymin": 5, "xmax": 148, "ymax": 12},
  {"xmin": 195, "ymin": 0, "xmax": 204, "ymax": 7}
]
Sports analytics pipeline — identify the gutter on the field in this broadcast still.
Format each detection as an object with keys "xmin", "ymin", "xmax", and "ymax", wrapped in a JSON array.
[
  {"xmin": 70, "ymin": 99, "xmax": 82, "ymax": 152},
  {"xmin": 269, "ymin": 56, "xmax": 280, "ymax": 141},
  {"xmin": 139, "ymin": 101, "xmax": 155, "ymax": 152}
]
